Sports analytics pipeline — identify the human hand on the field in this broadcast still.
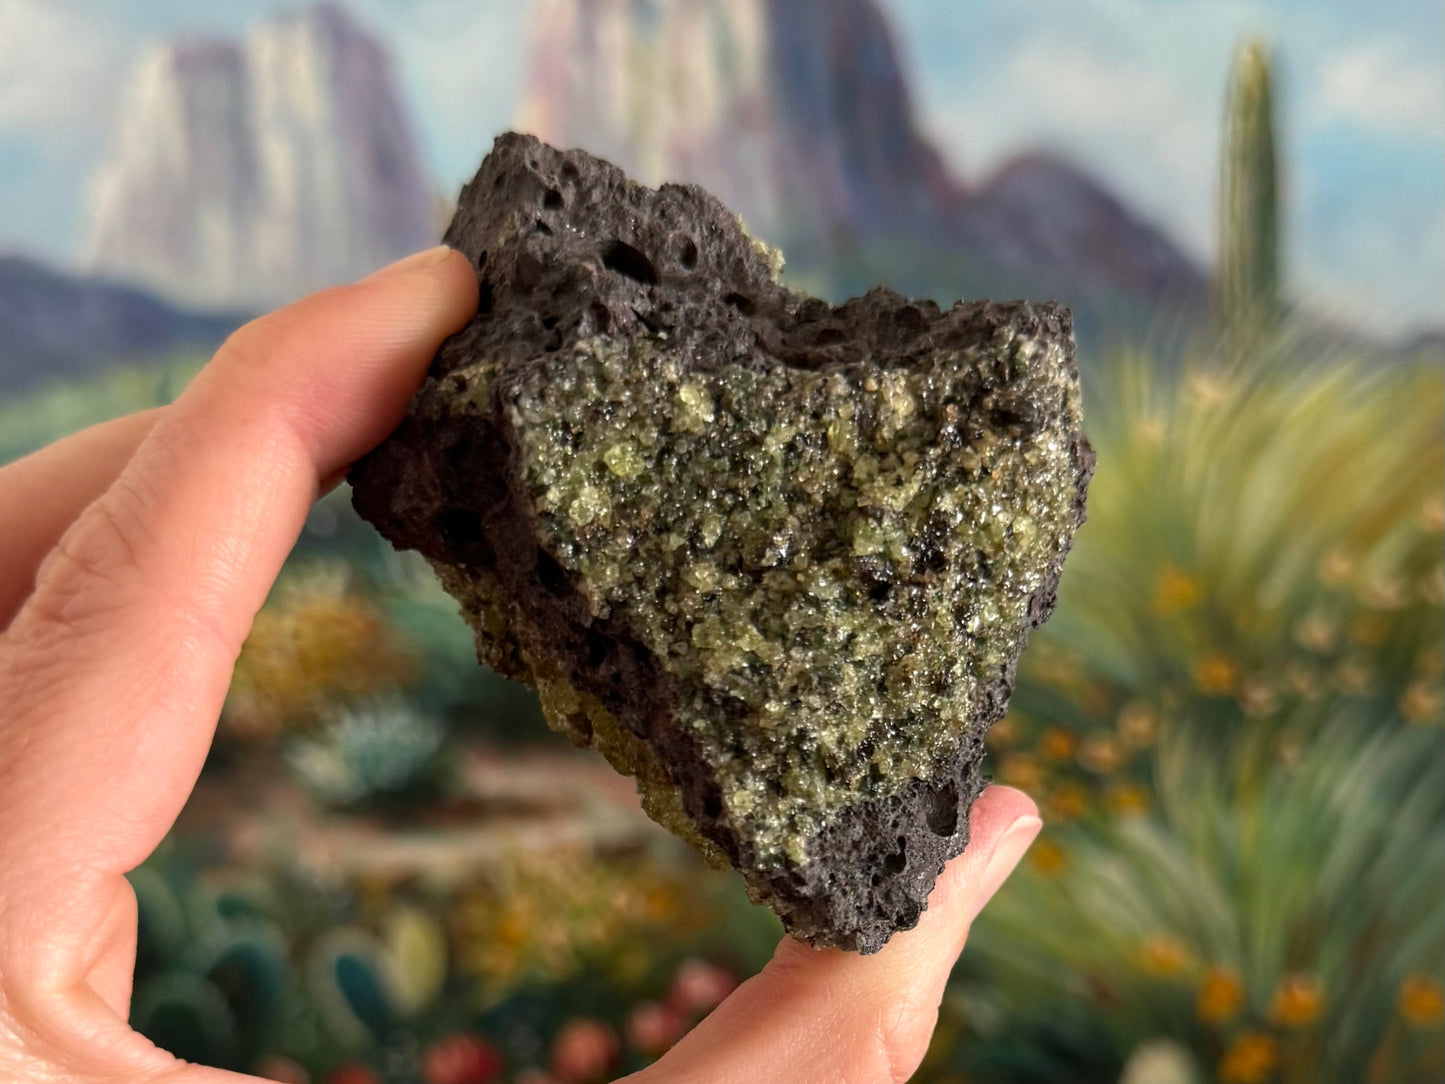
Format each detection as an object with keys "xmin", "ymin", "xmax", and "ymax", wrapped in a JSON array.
[{"xmin": 0, "ymin": 247, "xmax": 1040, "ymax": 1084}]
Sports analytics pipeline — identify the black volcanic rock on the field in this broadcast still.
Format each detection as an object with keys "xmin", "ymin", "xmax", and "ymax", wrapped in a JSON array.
[{"xmin": 351, "ymin": 134, "xmax": 1093, "ymax": 952}]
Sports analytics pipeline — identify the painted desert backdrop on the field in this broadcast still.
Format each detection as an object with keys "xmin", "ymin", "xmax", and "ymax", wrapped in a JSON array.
[{"xmin": 0, "ymin": 1, "xmax": 1442, "ymax": 1081}]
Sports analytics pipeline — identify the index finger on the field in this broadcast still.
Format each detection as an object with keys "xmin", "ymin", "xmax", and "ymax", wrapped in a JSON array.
[{"xmin": 0, "ymin": 247, "xmax": 476, "ymax": 883}]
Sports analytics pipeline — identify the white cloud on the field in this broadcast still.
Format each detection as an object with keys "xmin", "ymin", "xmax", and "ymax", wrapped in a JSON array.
[
  {"xmin": 350, "ymin": 0, "xmax": 531, "ymax": 186},
  {"xmin": 1313, "ymin": 42, "xmax": 1445, "ymax": 135},
  {"xmin": 0, "ymin": 0, "xmax": 129, "ymax": 131},
  {"xmin": 916, "ymin": 32, "xmax": 1222, "ymax": 260}
]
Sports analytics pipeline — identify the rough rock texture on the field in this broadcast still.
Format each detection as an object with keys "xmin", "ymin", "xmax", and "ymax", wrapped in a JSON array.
[{"xmin": 351, "ymin": 133, "xmax": 1094, "ymax": 952}]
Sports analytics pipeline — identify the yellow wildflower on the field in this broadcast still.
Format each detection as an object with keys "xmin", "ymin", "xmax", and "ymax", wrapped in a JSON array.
[
  {"xmin": 1078, "ymin": 681, "xmax": 1114, "ymax": 716},
  {"xmin": 988, "ymin": 713, "xmax": 1022, "ymax": 748},
  {"xmin": 1028, "ymin": 838, "xmax": 1067, "ymax": 876},
  {"xmin": 1333, "ymin": 658, "xmax": 1374, "ymax": 696},
  {"xmin": 1317, "ymin": 547, "xmax": 1355, "ymax": 586},
  {"xmin": 1293, "ymin": 612, "xmax": 1337, "ymax": 653},
  {"xmin": 1401, "ymin": 681, "xmax": 1443, "ymax": 724},
  {"xmin": 1197, "ymin": 967, "xmax": 1245, "ymax": 1023},
  {"xmin": 1138, "ymin": 935, "xmax": 1191, "ymax": 977},
  {"xmin": 1153, "ymin": 566, "xmax": 1202, "ymax": 616},
  {"xmin": 1422, "ymin": 493, "xmax": 1445, "ymax": 533},
  {"xmin": 1398, "ymin": 974, "xmax": 1445, "ymax": 1027},
  {"xmin": 999, "ymin": 754, "xmax": 1043, "ymax": 792},
  {"xmin": 1193, "ymin": 653, "xmax": 1240, "ymax": 695},
  {"xmin": 1363, "ymin": 575, "xmax": 1409, "ymax": 611},
  {"xmin": 1284, "ymin": 661, "xmax": 1321, "ymax": 699},
  {"xmin": 1107, "ymin": 783, "xmax": 1151, "ymax": 817},
  {"xmin": 1218, "ymin": 1031, "xmax": 1278, "ymax": 1083},
  {"xmin": 1134, "ymin": 415, "xmax": 1167, "ymax": 447},
  {"xmin": 1238, "ymin": 679, "xmax": 1277, "ymax": 719},
  {"xmin": 1422, "ymin": 563, "xmax": 1445, "ymax": 606},
  {"xmin": 1117, "ymin": 702, "xmax": 1159, "ymax": 747},
  {"xmin": 1269, "ymin": 973, "xmax": 1323, "ymax": 1027},
  {"xmin": 1351, "ymin": 613, "xmax": 1391, "ymax": 647},
  {"xmin": 1039, "ymin": 726, "xmax": 1080, "ymax": 762},
  {"xmin": 1078, "ymin": 734, "xmax": 1122, "ymax": 774},
  {"xmin": 1187, "ymin": 370, "xmax": 1232, "ymax": 405}
]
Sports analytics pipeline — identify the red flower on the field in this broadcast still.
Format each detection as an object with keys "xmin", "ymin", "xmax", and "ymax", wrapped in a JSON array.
[
  {"xmin": 422, "ymin": 1032, "xmax": 504, "ymax": 1084},
  {"xmin": 325, "ymin": 1064, "xmax": 380, "ymax": 1084},
  {"xmin": 551, "ymin": 1018, "xmax": 620, "ymax": 1082},
  {"xmin": 669, "ymin": 959, "xmax": 737, "ymax": 1017},
  {"xmin": 625, "ymin": 1000, "xmax": 688, "ymax": 1056},
  {"xmin": 256, "ymin": 1056, "xmax": 310, "ymax": 1084}
]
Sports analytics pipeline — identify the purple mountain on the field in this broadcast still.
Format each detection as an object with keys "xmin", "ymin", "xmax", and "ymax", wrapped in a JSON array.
[{"xmin": 518, "ymin": 0, "xmax": 1206, "ymax": 314}]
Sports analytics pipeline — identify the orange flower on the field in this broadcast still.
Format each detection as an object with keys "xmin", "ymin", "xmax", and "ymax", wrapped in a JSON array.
[
  {"xmin": 1269, "ymin": 973, "xmax": 1323, "ymax": 1027},
  {"xmin": 1046, "ymin": 783, "xmax": 1087, "ymax": 822},
  {"xmin": 1193, "ymin": 653, "xmax": 1240, "ymax": 695},
  {"xmin": 1400, "ymin": 682, "xmax": 1443, "ymax": 725},
  {"xmin": 1039, "ymin": 726, "xmax": 1079, "ymax": 762},
  {"xmin": 1106, "ymin": 783, "xmax": 1151, "ymax": 816},
  {"xmin": 1028, "ymin": 838, "xmax": 1067, "ymax": 876},
  {"xmin": 1153, "ymin": 566, "xmax": 1202, "ymax": 616},
  {"xmin": 1138, "ymin": 936, "xmax": 1191, "ymax": 977},
  {"xmin": 1218, "ymin": 1031, "xmax": 1278, "ymax": 1083},
  {"xmin": 1197, "ymin": 967, "xmax": 1245, "ymax": 1023},
  {"xmin": 1398, "ymin": 974, "xmax": 1445, "ymax": 1027}
]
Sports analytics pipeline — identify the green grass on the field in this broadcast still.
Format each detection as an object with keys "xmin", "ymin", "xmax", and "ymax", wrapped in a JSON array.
[{"xmin": 0, "ymin": 354, "xmax": 203, "ymax": 465}]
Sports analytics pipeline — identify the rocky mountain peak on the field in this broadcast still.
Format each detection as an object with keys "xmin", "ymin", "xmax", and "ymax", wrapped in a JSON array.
[
  {"xmin": 518, "ymin": 0, "xmax": 956, "ymax": 257},
  {"xmin": 85, "ymin": 3, "xmax": 433, "ymax": 310}
]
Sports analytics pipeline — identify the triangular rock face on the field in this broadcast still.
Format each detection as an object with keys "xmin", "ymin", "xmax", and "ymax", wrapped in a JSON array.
[{"xmin": 351, "ymin": 134, "xmax": 1093, "ymax": 952}]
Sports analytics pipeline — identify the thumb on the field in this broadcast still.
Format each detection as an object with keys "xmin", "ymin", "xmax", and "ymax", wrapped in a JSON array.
[{"xmin": 630, "ymin": 785, "xmax": 1041, "ymax": 1084}]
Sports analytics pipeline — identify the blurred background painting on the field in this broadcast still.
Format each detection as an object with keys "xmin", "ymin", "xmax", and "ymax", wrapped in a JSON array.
[{"xmin": 1, "ymin": 1, "xmax": 1442, "ymax": 1082}]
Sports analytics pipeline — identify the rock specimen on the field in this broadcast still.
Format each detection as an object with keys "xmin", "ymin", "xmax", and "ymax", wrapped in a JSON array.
[{"xmin": 351, "ymin": 133, "xmax": 1093, "ymax": 952}]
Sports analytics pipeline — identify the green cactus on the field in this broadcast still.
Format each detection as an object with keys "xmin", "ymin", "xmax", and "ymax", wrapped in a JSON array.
[
  {"xmin": 309, "ymin": 927, "xmax": 402, "ymax": 1048},
  {"xmin": 283, "ymin": 697, "xmax": 449, "ymax": 811},
  {"xmin": 130, "ymin": 972, "xmax": 242, "ymax": 1069},
  {"xmin": 193, "ymin": 925, "xmax": 291, "ymax": 1053},
  {"xmin": 384, "ymin": 905, "xmax": 449, "ymax": 1015},
  {"xmin": 1215, "ymin": 39, "xmax": 1281, "ymax": 342},
  {"xmin": 128, "ymin": 866, "xmax": 188, "ymax": 976}
]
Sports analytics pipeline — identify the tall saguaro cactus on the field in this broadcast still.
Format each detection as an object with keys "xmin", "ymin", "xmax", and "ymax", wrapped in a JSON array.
[{"xmin": 1215, "ymin": 40, "xmax": 1281, "ymax": 340}]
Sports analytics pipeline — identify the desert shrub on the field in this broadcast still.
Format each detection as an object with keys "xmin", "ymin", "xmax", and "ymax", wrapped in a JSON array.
[{"xmin": 924, "ymin": 344, "xmax": 1443, "ymax": 1084}]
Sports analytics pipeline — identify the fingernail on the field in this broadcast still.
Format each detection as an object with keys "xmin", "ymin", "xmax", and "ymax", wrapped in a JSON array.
[
  {"xmin": 364, "ymin": 245, "xmax": 457, "ymax": 281},
  {"xmin": 967, "ymin": 816, "xmax": 1043, "ymax": 922}
]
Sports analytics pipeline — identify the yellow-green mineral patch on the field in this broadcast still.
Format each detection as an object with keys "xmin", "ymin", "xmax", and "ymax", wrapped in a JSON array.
[{"xmin": 502, "ymin": 330, "xmax": 1082, "ymax": 869}]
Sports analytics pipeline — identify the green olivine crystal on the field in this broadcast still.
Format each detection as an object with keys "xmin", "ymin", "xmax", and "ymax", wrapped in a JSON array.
[{"xmin": 505, "ymin": 334, "xmax": 1081, "ymax": 867}]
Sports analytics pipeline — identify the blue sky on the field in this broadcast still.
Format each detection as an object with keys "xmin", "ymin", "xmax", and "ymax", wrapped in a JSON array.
[{"xmin": 1, "ymin": 0, "xmax": 1441, "ymax": 334}]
